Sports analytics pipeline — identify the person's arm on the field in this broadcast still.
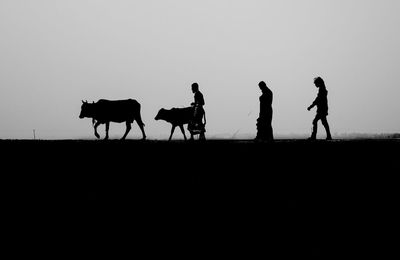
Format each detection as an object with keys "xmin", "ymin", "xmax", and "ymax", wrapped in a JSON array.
[
  {"xmin": 194, "ymin": 92, "xmax": 205, "ymax": 106},
  {"xmin": 200, "ymin": 93, "xmax": 205, "ymax": 106},
  {"xmin": 191, "ymin": 94, "xmax": 196, "ymax": 106},
  {"xmin": 307, "ymin": 91, "xmax": 320, "ymax": 111},
  {"xmin": 307, "ymin": 99, "xmax": 317, "ymax": 111},
  {"xmin": 199, "ymin": 98, "xmax": 205, "ymax": 106}
]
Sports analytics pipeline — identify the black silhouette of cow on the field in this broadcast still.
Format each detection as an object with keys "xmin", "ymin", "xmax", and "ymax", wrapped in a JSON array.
[
  {"xmin": 155, "ymin": 107, "xmax": 205, "ymax": 141},
  {"xmin": 79, "ymin": 99, "xmax": 146, "ymax": 140}
]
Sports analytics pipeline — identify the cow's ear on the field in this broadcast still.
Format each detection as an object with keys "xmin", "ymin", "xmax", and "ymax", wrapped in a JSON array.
[{"xmin": 82, "ymin": 100, "xmax": 84, "ymax": 104}]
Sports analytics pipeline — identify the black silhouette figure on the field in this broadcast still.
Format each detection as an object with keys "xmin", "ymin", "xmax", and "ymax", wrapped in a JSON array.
[
  {"xmin": 256, "ymin": 81, "xmax": 274, "ymax": 141},
  {"xmin": 307, "ymin": 77, "xmax": 332, "ymax": 140},
  {"xmin": 79, "ymin": 99, "xmax": 146, "ymax": 140},
  {"xmin": 188, "ymin": 83, "xmax": 206, "ymax": 140},
  {"xmin": 155, "ymin": 107, "xmax": 196, "ymax": 141}
]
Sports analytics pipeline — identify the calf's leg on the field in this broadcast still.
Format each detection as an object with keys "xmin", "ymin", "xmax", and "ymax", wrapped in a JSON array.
[
  {"xmin": 105, "ymin": 122, "xmax": 110, "ymax": 140},
  {"xmin": 169, "ymin": 125, "xmax": 176, "ymax": 141},
  {"xmin": 179, "ymin": 125, "xmax": 187, "ymax": 141},
  {"xmin": 94, "ymin": 121, "xmax": 101, "ymax": 139}
]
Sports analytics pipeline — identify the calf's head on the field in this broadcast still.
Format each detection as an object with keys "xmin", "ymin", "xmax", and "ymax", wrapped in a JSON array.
[
  {"xmin": 79, "ymin": 100, "xmax": 94, "ymax": 119},
  {"xmin": 155, "ymin": 108, "xmax": 167, "ymax": 121}
]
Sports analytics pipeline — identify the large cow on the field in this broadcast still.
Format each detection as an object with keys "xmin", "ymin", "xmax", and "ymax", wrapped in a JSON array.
[
  {"xmin": 155, "ymin": 107, "xmax": 205, "ymax": 141},
  {"xmin": 79, "ymin": 99, "xmax": 146, "ymax": 140}
]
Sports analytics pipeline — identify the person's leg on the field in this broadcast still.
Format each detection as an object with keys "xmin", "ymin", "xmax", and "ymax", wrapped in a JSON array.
[
  {"xmin": 256, "ymin": 118, "xmax": 261, "ymax": 139},
  {"xmin": 256, "ymin": 118, "xmax": 266, "ymax": 140},
  {"xmin": 268, "ymin": 112, "xmax": 273, "ymax": 141},
  {"xmin": 267, "ymin": 125, "xmax": 274, "ymax": 141},
  {"xmin": 195, "ymin": 107, "xmax": 204, "ymax": 127},
  {"xmin": 193, "ymin": 106, "xmax": 199, "ymax": 126},
  {"xmin": 321, "ymin": 116, "xmax": 332, "ymax": 140},
  {"xmin": 310, "ymin": 114, "xmax": 320, "ymax": 140}
]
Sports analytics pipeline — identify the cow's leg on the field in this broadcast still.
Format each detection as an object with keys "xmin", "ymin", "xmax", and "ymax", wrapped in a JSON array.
[
  {"xmin": 179, "ymin": 125, "xmax": 187, "ymax": 141},
  {"xmin": 134, "ymin": 112, "xmax": 146, "ymax": 140},
  {"xmin": 137, "ymin": 121, "xmax": 146, "ymax": 140},
  {"xmin": 169, "ymin": 125, "xmax": 176, "ymax": 141},
  {"xmin": 104, "ymin": 122, "xmax": 110, "ymax": 140},
  {"xmin": 94, "ymin": 121, "xmax": 101, "ymax": 139},
  {"xmin": 121, "ymin": 121, "xmax": 132, "ymax": 140}
]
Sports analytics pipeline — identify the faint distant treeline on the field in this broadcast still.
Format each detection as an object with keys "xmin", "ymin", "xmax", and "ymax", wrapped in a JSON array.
[
  {"xmin": 196, "ymin": 132, "xmax": 400, "ymax": 140},
  {"xmin": 334, "ymin": 133, "xmax": 400, "ymax": 139}
]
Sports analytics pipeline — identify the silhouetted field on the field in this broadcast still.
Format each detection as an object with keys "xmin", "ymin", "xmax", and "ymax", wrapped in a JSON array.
[{"xmin": 1, "ymin": 139, "xmax": 398, "ymax": 257}]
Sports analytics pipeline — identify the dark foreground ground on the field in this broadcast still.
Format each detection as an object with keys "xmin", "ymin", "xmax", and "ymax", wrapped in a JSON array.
[{"xmin": 1, "ymin": 139, "xmax": 399, "ymax": 257}]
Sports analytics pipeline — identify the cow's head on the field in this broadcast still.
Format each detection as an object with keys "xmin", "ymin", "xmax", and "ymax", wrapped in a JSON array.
[
  {"xmin": 79, "ymin": 100, "xmax": 94, "ymax": 119},
  {"xmin": 155, "ymin": 108, "xmax": 166, "ymax": 121}
]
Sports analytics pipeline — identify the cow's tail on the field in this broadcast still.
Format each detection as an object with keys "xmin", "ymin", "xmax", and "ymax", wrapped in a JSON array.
[{"xmin": 203, "ymin": 109, "xmax": 206, "ymax": 126}]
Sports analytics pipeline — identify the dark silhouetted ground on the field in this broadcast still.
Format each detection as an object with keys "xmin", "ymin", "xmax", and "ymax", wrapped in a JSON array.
[{"xmin": 1, "ymin": 139, "xmax": 398, "ymax": 257}]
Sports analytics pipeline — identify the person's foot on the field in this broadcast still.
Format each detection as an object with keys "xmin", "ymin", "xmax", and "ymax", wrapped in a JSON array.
[
  {"xmin": 326, "ymin": 136, "xmax": 332, "ymax": 141},
  {"xmin": 307, "ymin": 136, "xmax": 316, "ymax": 141}
]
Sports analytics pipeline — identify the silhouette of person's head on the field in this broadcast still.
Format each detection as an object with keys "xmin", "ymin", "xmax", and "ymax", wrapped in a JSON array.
[
  {"xmin": 258, "ymin": 81, "xmax": 268, "ymax": 93},
  {"xmin": 191, "ymin": 83, "xmax": 199, "ymax": 93},
  {"xmin": 314, "ymin": 77, "xmax": 326, "ymax": 89}
]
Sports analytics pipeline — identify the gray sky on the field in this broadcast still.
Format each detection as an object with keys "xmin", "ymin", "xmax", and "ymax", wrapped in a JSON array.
[{"xmin": 1, "ymin": 0, "xmax": 399, "ymax": 139}]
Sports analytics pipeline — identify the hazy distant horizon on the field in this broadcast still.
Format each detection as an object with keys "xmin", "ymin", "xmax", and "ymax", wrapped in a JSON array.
[
  {"xmin": 3, "ymin": 130, "xmax": 399, "ymax": 141},
  {"xmin": 1, "ymin": 1, "xmax": 399, "ymax": 139}
]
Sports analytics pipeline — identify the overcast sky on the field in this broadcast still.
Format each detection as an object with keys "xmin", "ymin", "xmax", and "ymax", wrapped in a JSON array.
[{"xmin": 0, "ymin": 0, "xmax": 399, "ymax": 139}]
